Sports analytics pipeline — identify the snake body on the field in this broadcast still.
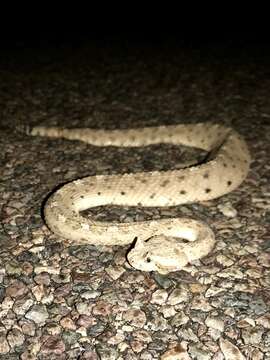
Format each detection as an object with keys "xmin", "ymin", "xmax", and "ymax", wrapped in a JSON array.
[{"xmin": 28, "ymin": 123, "xmax": 250, "ymax": 273}]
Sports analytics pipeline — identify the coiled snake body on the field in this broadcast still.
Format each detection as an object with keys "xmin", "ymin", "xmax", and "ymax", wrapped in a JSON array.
[{"xmin": 28, "ymin": 123, "xmax": 250, "ymax": 274}]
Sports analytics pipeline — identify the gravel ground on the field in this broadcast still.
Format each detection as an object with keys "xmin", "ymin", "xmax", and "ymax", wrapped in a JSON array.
[{"xmin": 0, "ymin": 40, "xmax": 269, "ymax": 359}]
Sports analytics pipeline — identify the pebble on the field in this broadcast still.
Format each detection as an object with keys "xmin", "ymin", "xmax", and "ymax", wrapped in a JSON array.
[
  {"xmin": 92, "ymin": 300, "xmax": 112, "ymax": 316},
  {"xmin": 105, "ymin": 265, "xmax": 126, "ymax": 280},
  {"xmin": 219, "ymin": 338, "xmax": 245, "ymax": 360},
  {"xmin": 0, "ymin": 332, "xmax": 10, "ymax": 354},
  {"xmin": 40, "ymin": 335, "xmax": 66, "ymax": 355},
  {"xmin": 159, "ymin": 305, "xmax": 177, "ymax": 318},
  {"xmin": 160, "ymin": 344, "xmax": 191, "ymax": 360},
  {"xmin": 76, "ymin": 302, "xmax": 92, "ymax": 316},
  {"xmin": 6, "ymin": 280, "xmax": 28, "ymax": 298},
  {"xmin": 7, "ymin": 327, "xmax": 25, "ymax": 348},
  {"xmin": 218, "ymin": 202, "xmax": 238, "ymax": 217},
  {"xmin": 205, "ymin": 316, "xmax": 225, "ymax": 332},
  {"xmin": 256, "ymin": 313, "xmax": 270, "ymax": 328},
  {"xmin": 188, "ymin": 344, "xmax": 211, "ymax": 360},
  {"xmin": 19, "ymin": 319, "xmax": 36, "ymax": 336},
  {"xmin": 171, "ymin": 312, "xmax": 189, "ymax": 327},
  {"xmin": 123, "ymin": 308, "xmax": 147, "ymax": 328},
  {"xmin": 241, "ymin": 326, "xmax": 264, "ymax": 345},
  {"xmin": 25, "ymin": 304, "xmax": 49, "ymax": 324},
  {"xmin": 167, "ymin": 288, "xmax": 189, "ymax": 305},
  {"xmin": 151, "ymin": 289, "xmax": 168, "ymax": 305},
  {"xmin": 60, "ymin": 316, "xmax": 76, "ymax": 330}
]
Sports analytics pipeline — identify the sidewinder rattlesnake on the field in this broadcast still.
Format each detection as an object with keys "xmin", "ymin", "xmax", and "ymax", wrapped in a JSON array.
[{"xmin": 26, "ymin": 122, "xmax": 250, "ymax": 274}]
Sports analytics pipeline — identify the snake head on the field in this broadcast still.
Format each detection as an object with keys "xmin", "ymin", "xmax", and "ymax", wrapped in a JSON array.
[{"xmin": 127, "ymin": 236, "xmax": 189, "ymax": 274}]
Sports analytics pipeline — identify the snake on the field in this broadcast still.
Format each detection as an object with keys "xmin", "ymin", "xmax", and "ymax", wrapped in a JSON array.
[{"xmin": 25, "ymin": 122, "xmax": 250, "ymax": 274}]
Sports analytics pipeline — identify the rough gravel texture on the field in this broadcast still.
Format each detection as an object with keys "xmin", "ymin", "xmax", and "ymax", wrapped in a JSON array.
[{"xmin": 0, "ymin": 41, "xmax": 269, "ymax": 359}]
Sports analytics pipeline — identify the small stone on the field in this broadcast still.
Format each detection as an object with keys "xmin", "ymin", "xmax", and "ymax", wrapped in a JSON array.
[
  {"xmin": 62, "ymin": 330, "xmax": 79, "ymax": 347},
  {"xmin": 77, "ymin": 314, "xmax": 96, "ymax": 328},
  {"xmin": 191, "ymin": 296, "xmax": 213, "ymax": 312},
  {"xmin": 45, "ymin": 323, "xmax": 62, "ymax": 335},
  {"xmin": 130, "ymin": 339, "xmax": 145, "ymax": 353},
  {"xmin": 7, "ymin": 327, "xmax": 25, "ymax": 348},
  {"xmin": 21, "ymin": 350, "xmax": 36, "ymax": 360},
  {"xmin": 107, "ymin": 331, "xmax": 125, "ymax": 345},
  {"xmin": 218, "ymin": 202, "xmax": 237, "ymax": 217},
  {"xmin": 80, "ymin": 349, "xmax": 99, "ymax": 359},
  {"xmin": 123, "ymin": 308, "xmax": 147, "ymax": 328},
  {"xmin": 60, "ymin": 316, "xmax": 76, "ymax": 330},
  {"xmin": 0, "ymin": 332, "xmax": 10, "ymax": 354},
  {"xmin": 160, "ymin": 305, "xmax": 177, "ymax": 318},
  {"xmin": 161, "ymin": 344, "xmax": 191, "ymax": 360},
  {"xmin": 18, "ymin": 319, "xmax": 36, "ymax": 337},
  {"xmin": 246, "ymin": 267, "xmax": 263, "ymax": 279},
  {"xmin": 6, "ymin": 261, "xmax": 23, "ymax": 276},
  {"xmin": 205, "ymin": 286, "xmax": 225, "ymax": 298},
  {"xmin": 6, "ymin": 280, "xmax": 28, "ymax": 298},
  {"xmin": 151, "ymin": 289, "xmax": 168, "ymax": 305},
  {"xmin": 32, "ymin": 284, "xmax": 46, "ymax": 301},
  {"xmin": 25, "ymin": 304, "xmax": 49, "ymax": 324},
  {"xmin": 22, "ymin": 261, "xmax": 34, "ymax": 275},
  {"xmin": 205, "ymin": 316, "xmax": 225, "ymax": 332},
  {"xmin": 171, "ymin": 312, "xmax": 189, "ymax": 327},
  {"xmin": 216, "ymin": 254, "xmax": 234, "ymax": 267},
  {"xmin": 188, "ymin": 283, "xmax": 207, "ymax": 293},
  {"xmin": 1, "ymin": 296, "xmax": 14, "ymax": 312},
  {"xmin": 132, "ymin": 329, "xmax": 152, "ymax": 344},
  {"xmin": 241, "ymin": 326, "xmax": 264, "ymax": 345},
  {"xmin": 105, "ymin": 265, "xmax": 125, "ymax": 280},
  {"xmin": 87, "ymin": 322, "xmax": 107, "ymax": 337},
  {"xmin": 92, "ymin": 300, "xmax": 112, "ymax": 317},
  {"xmin": 76, "ymin": 302, "xmax": 92, "ymax": 315},
  {"xmin": 217, "ymin": 267, "xmax": 244, "ymax": 279},
  {"xmin": 256, "ymin": 313, "xmax": 270, "ymax": 328},
  {"xmin": 237, "ymin": 317, "xmax": 256, "ymax": 328},
  {"xmin": 188, "ymin": 344, "xmax": 211, "ymax": 360},
  {"xmin": 34, "ymin": 265, "xmax": 60, "ymax": 275},
  {"xmin": 219, "ymin": 338, "xmax": 245, "ymax": 360},
  {"xmin": 168, "ymin": 288, "xmax": 189, "ymax": 305},
  {"xmin": 34, "ymin": 272, "xmax": 51, "ymax": 285},
  {"xmin": 80, "ymin": 290, "xmax": 101, "ymax": 300},
  {"xmin": 40, "ymin": 335, "xmax": 65, "ymax": 355},
  {"xmin": 140, "ymin": 350, "xmax": 156, "ymax": 360}
]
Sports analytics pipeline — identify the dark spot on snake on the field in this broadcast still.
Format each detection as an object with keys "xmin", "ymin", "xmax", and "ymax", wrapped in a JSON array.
[
  {"xmin": 227, "ymin": 181, "xmax": 232, "ymax": 186},
  {"xmin": 205, "ymin": 188, "xmax": 211, "ymax": 193},
  {"xmin": 97, "ymin": 192, "xmax": 101, "ymax": 195},
  {"xmin": 150, "ymin": 193, "xmax": 155, "ymax": 199},
  {"xmin": 223, "ymin": 163, "xmax": 228, "ymax": 167},
  {"xmin": 180, "ymin": 190, "xmax": 186, "ymax": 195},
  {"xmin": 121, "ymin": 191, "xmax": 125, "ymax": 195},
  {"xmin": 161, "ymin": 180, "xmax": 170, "ymax": 187},
  {"xmin": 80, "ymin": 195, "xmax": 84, "ymax": 198},
  {"xmin": 146, "ymin": 257, "xmax": 151, "ymax": 263},
  {"xmin": 203, "ymin": 172, "xmax": 209, "ymax": 178},
  {"xmin": 178, "ymin": 176, "xmax": 185, "ymax": 181}
]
